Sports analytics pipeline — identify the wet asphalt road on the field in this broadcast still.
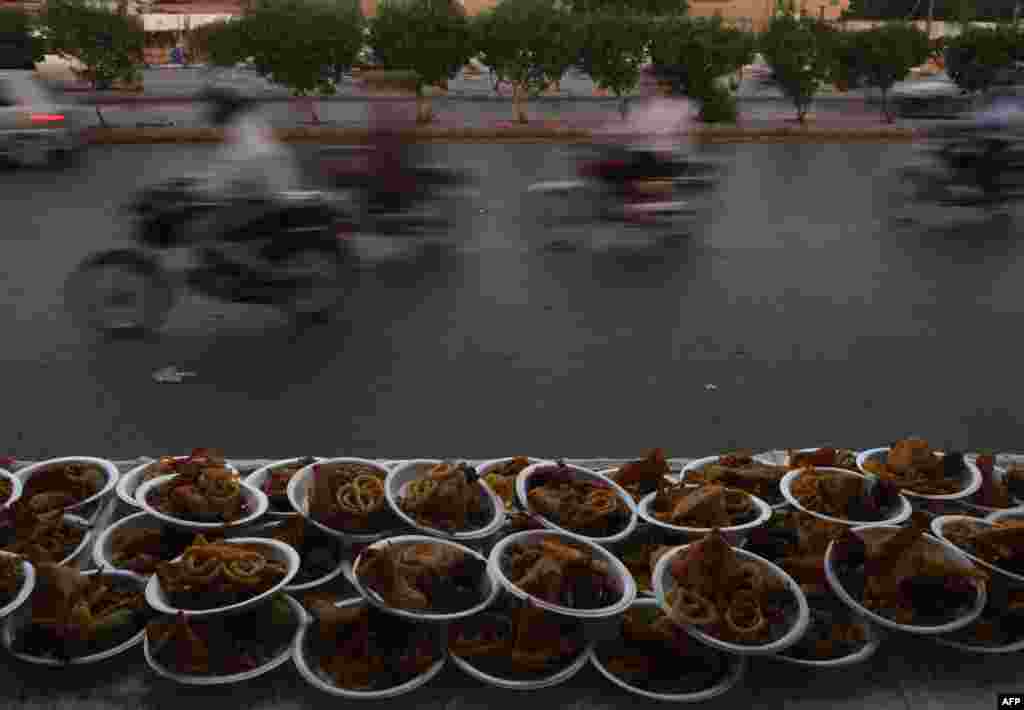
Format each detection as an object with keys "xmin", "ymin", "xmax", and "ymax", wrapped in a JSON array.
[{"xmin": 2, "ymin": 142, "xmax": 1023, "ymax": 460}]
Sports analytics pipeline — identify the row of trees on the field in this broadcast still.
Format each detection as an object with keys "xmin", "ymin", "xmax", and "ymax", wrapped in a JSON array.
[{"xmin": 4, "ymin": 0, "xmax": 1024, "ymax": 126}]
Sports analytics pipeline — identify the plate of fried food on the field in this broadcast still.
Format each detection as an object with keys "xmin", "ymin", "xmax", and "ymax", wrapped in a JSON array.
[
  {"xmin": 959, "ymin": 454, "xmax": 1024, "ymax": 514},
  {"xmin": 681, "ymin": 453, "xmax": 789, "ymax": 509},
  {"xmin": 93, "ymin": 513, "xmax": 225, "ymax": 577},
  {"xmin": 0, "ymin": 468, "xmax": 22, "ymax": 510},
  {"xmin": 931, "ymin": 515, "xmax": 1024, "ymax": 584},
  {"xmin": 116, "ymin": 451, "xmax": 236, "ymax": 510},
  {"xmin": 614, "ymin": 526, "xmax": 693, "ymax": 596},
  {"xmin": 589, "ymin": 598, "xmax": 746, "ymax": 702},
  {"xmin": 603, "ymin": 449, "xmax": 676, "ymax": 503},
  {"xmin": 516, "ymin": 461, "xmax": 637, "ymax": 545},
  {"xmin": 781, "ymin": 467, "xmax": 913, "ymax": 527},
  {"xmin": 489, "ymin": 530, "xmax": 637, "ymax": 619},
  {"xmin": 15, "ymin": 457, "xmax": 118, "ymax": 517},
  {"xmin": 477, "ymin": 457, "xmax": 551, "ymax": 510},
  {"xmin": 146, "ymin": 536, "xmax": 299, "ymax": 617},
  {"xmin": 387, "ymin": 460, "xmax": 506, "ymax": 541},
  {"xmin": 770, "ymin": 591, "xmax": 881, "ymax": 667},
  {"xmin": 242, "ymin": 517, "xmax": 346, "ymax": 593},
  {"xmin": 824, "ymin": 512, "xmax": 989, "ymax": 634},
  {"xmin": 857, "ymin": 439, "xmax": 982, "ymax": 501},
  {"xmin": 350, "ymin": 535, "xmax": 498, "ymax": 622},
  {"xmin": 931, "ymin": 586, "xmax": 1024, "ymax": 654},
  {"xmin": 245, "ymin": 457, "xmax": 322, "ymax": 518},
  {"xmin": 287, "ymin": 458, "xmax": 398, "ymax": 544},
  {"xmin": 3, "ymin": 565, "xmax": 153, "ymax": 665},
  {"xmin": 295, "ymin": 597, "xmax": 446, "ymax": 698},
  {"xmin": 0, "ymin": 551, "xmax": 34, "ymax": 619},
  {"xmin": 743, "ymin": 510, "xmax": 850, "ymax": 597},
  {"xmin": 764, "ymin": 448, "xmax": 861, "ymax": 472},
  {"xmin": 448, "ymin": 597, "xmax": 591, "ymax": 689},
  {"xmin": 638, "ymin": 482, "xmax": 772, "ymax": 544},
  {"xmin": 652, "ymin": 529, "xmax": 811, "ymax": 655},
  {"xmin": 137, "ymin": 456, "xmax": 267, "ymax": 532},
  {"xmin": 0, "ymin": 508, "xmax": 93, "ymax": 567},
  {"xmin": 145, "ymin": 593, "xmax": 302, "ymax": 684}
]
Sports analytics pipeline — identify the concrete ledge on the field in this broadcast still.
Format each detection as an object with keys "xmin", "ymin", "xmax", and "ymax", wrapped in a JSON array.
[{"xmin": 83, "ymin": 125, "xmax": 919, "ymax": 145}]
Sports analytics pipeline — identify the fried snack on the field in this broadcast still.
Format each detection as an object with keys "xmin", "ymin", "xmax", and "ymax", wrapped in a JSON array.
[
  {"xmin": 268, "ymin": 517, "xmax": 342, "ymax": 586},
  {"xmin": 650, "ymin": 484, "xmax": 757, "ymax": 528},
  {"xmin": 154, "ymin": 537, "xmax": 289, "ymax": 610},
  {"xmin": 0, "ymin": 554, "xmax": 24, "ymax": 606},
  {"xmin": 305, "ymin": 601, "xmax": 439, "ymax": 691},
  {"xmin": 831, "ymin": 512, "xmax": 989, "ymax": 625},
  {"xmin": 944, "ymin": 518, "xmax": 1024, "ymax": 576},
  {"xmin": 308, "ymin": 462, "xmax": 390, "ymax": 533},
  {"xmin": 14, "ymin": 564, "xmax": 148, "ymax": 661},
  {"xmin": 148, "ymin": 595, "xmax": 297, "ymax": 675},
  {"xmin": 0, "ymin": 507, "xmax": 87, "ymax": 566},
  {"xmin": 357, "ymin": 541, "xmax": 487, "ymax": 614},
  {"xmin": 145, "ymin": 451, "xmax": 247, "ymax": 523},
  {"xmin": 598, "ymin": 605, "xmax": 728, "ymax": 694},
  {"xmin": 482, "ymin": 457, "xmax": 532, "ymax": 508},
  {"xmin": 450, "ymin": 602, "xmax": 585, "ymax": 676},
  {"xmin": 612, "ymin": 449, "xmax": 673, "ymax": 502},
  {"xmin": 616, "ymin": 531, "xmax": 683, "ymax": 595},
  {"xmin": 789, "ymin": 467, "xmax": 902, "ymax": 522},
  {"xmin": 20, "ymin": 462, "xmax": 105, "ymax": 515},
  {"xmin": 686, "ymin": 454, "xmax": 787, "ymax": 505},
  {"xmin": 501, "ymin": 538, "xmax": 616, "ymax": 610},
  {"xmin": 260, "ymin": 457, "xmax": 318, "ymax": 513},
  {"xmin": 525, "ymin": 463, "xmax": 630, "ymax": 538},
  {"xmin": 664, "ymin": 529, "xmax": 795, "ymax": 645},
  {"xmin": 109, "ymin": 527, "xmax": 222, "ymax": 576},
  {"xmin": 787, "ymin": 448, "xmax": 859, "ymax": 472},
  {"xmin": 0, "ymin": 477, "xmax": 12, "ymax": 506},
  {"xmin": 861, "ymin": 439, "xmax": 966, "ymax": 496},
  {"xmin": 1008, "ymin": 464, "xmax": 1024, "ymax": 501},
  {"xmin": 398, "ymin": 462, "xmax": 490, "ymax": 533}
]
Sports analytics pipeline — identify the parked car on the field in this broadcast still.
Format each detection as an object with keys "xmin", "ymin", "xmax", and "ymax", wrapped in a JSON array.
[
  {"xmin": 0, "ymin": 70, "xmax": 90, "ymax": 167},
  {"xmin": 889, "ymin": 72, "xmax": 975, "ymax": 118}
]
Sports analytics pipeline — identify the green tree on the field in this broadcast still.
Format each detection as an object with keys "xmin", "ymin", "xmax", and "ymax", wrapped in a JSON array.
[
  {"xmin": 650, "ymin": 15, "xmax": 755, "ymax": 123},
  {"xmin": 0, "ymin": 8, "xmax": 45, "ymax": 69},
  {"xmin": 759, "ymin": 14, "xmax": 833, "ymax": 123},
  {"xmin": 945, "ymin": 24, "xmax": 1018, "ymax": 99},
  {"xmin": 471, "ymin": 0, "xmax": 578, "ymax": 123},
  {"xmin": 577, "ymin": 11, "xmax": 651, "ymax": 118},
  {"xmin": 852, "ymin": 23, "xmax": 933, "ymax": 122},
  {"xmin": 562, "ymin": 0, "xmax": 687, "ymax": 16},
  {"xmin": 41, "ymin": 0, "xmax": 144, "ymax": 90},
  {"xmin": 369, "ymin": 0, "xmax": 474, "ymax": 123},
  {"xmin": 190, "ymin": 17, "xmax": 249, "ymax": 68}
]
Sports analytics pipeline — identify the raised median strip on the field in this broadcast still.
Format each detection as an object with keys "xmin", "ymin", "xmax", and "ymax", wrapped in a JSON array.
[{"xmin": 84, "ymin": 124, "xmax": 919, "ymax": 145}]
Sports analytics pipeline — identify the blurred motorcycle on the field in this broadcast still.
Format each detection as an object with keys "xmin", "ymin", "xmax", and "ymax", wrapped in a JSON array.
[
  {"xmin": 525, "ymin": 146, "xmax": 723, "ymax": 234},
  {"xmin": 893, "ymin": 125, "xmax": 1024, "ymax": 214},
  {"xmin": 63, "ymin": 175, "xmax": 358, "ymax": 336}
]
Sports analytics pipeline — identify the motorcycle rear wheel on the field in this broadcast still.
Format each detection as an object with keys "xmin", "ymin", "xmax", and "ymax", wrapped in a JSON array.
[
  {"xmin": 278, "ymin": 242, "xmax": 353, "ymax": 322},
  {"xmin": 64, "ymin": 250, "xmax": 175, "ymax": 335}
]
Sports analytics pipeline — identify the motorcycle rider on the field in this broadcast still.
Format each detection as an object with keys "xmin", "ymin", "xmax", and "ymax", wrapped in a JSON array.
[
  {"xmin": 363, "ymin": 71, "xmax": 423, "ymax": 216},
  {"xmin": 933, "ymin": 95, "xmax": 1024, "ymax": 201},
  {"xmin": 192, "ymin": 87, "xmax": 307, "ymax": 272},
  {"xmin": 590, "ymin": 66, "xmax": 698, "ymax": 221}
]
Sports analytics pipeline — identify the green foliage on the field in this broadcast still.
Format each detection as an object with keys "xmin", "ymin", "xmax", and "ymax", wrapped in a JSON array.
[
  {"xmin": 240, "ymin": 0, "xmax": 364, "ymax": 96},
  {"xmin": 649, "ymin": 16, "xmax": 754, "ymax": 123},
  {"xmin": 577, "ymin": 11, "xmax": 651, "ymax": 115},
  {"xmin": 0, "ymin": 8, "xmax": 45, "ymax": 67},
  {"xmin": 844, "ymin": 0, "xmax": 1022, "ymax": 21},
  {"xmin": 190, "ymin": 18, "xmax": 249, "ymax": 68},
  {"xmin": 41, "ymin": 0, "xmax": 144, "ymax": 88},
  {"xmin": 369, "ymin": 0, "xmax": 474, "ymax": 93},
  {"xmin": 759, "ymin": 14, "xmax": 833, "ymax": 122},
  {"xmin": 945, "ymin": 24, "xmax": 1019, "ymax": 95},
  {"xmin": 699, "ymin": 82, "xmax": 738, "ymax": 123},
  {"xmin": 853, "ymin": 23, "xmax": 933, "ymax": 120}
]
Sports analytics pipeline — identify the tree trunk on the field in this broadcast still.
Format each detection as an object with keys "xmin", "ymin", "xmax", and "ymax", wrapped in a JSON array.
[
  {"xmin": 305, "ymin": 96, "xmax": 321, "ymax": 125},
  {"xmin": 513, "ymin": 83, "xmax": 528, "ymax": 123},
  {"xmin": 619, "ymin": 95, "xmax": 630, "ymax": 120},
  {"xmin": 416, "ymin": 88, "xmax": 433, "ymax": 124},
  {"xmin": 881, "ymin": 88, "xmax": 892, "ymax": 123}
]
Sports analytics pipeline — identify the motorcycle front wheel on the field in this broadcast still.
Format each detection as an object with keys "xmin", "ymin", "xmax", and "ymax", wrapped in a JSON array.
[
  {"xmin": 64, "ymin": 250, "xmax": 175, "ymax": 335},
  {"xmin": 277, "ymin": 241, "xmax": 354, "ymax": 322}
]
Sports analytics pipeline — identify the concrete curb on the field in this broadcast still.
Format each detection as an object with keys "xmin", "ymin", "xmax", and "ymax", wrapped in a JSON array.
[{"xmin": 83, "ymin": 125, "xmax": 919, "ymax": 145}]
